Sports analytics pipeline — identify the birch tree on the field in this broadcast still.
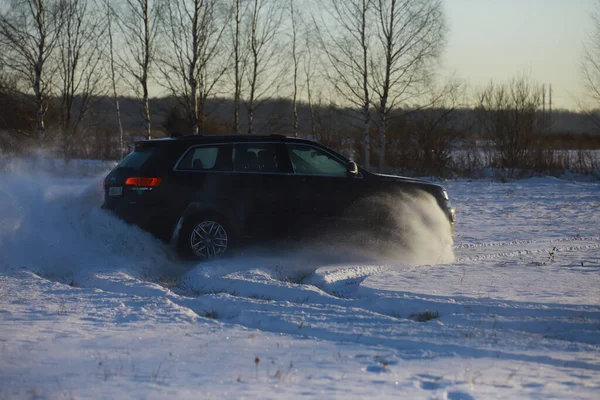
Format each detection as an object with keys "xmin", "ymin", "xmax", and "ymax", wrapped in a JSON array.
[
  {"xmin": 232, "ymin": 0, "xmax": 243, "ymax": 133},
  {"xmin": 581, "ymin": 7, "xmax": 600, "ymax": 128},
  {"xmin": 105, "ymin": 0, "xmax": 125, "ymax": 157},
  {"xmin": 57, "ymin": 0, "xmax": 105, "ymax": 159},
  {"xmin": 371, "ymin": 0, "xmax": 446, "ymax": 172},
  {"xmin": 244, "ymin": 0, "xmax": 284, "ymax": 134},
  {"xmin": 159, "ymin": 0, "xmax": 229, "ymax": 136},
  {"xmin": 315, "ymin": 0, "xmax": 373, "ymax": 167},
  {"xmin": 0, "ymin": 0, "xmax": 63, "ymax": 142},
  {"xmin": 304, "ymin": 33, "xmax": 317, "ymax": 139},
  {"xmin": 289, "ymin": 0, "xmax": 301, "ymax": 137},
  {"xmin": 117, "ymin": 0, "xmax": 160, "ymax": 140}
]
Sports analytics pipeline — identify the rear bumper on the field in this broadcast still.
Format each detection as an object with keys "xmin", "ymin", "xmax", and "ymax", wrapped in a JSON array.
[{"xmin": 102, "ymin": 199, "xmax": 177, "ymax": 242}]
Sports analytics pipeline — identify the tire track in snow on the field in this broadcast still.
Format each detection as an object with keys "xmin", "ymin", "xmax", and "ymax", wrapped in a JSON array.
[
  {"xmin": 171, "ymin": 261, "xmax": 600, "ymax": 349},
  {"xmin": 31, "ymin": 245, "xmax": 600, "ymax": 354},
  {"xmin": 454, "ymin": 236, "xmax": 600, "ymax": 249},
  {"xmin": 455, "ymin": 239, "xmax": 600, "ymax": 262}
]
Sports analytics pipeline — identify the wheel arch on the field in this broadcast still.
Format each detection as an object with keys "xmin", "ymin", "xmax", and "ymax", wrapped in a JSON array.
[{"xmin": 171, "ymin": 201, "xmax": 239, "ymax": 243}]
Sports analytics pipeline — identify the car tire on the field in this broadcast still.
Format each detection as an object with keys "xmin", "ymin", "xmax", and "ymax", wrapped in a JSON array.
[{"xmin": 177, "ymin": 213, "xmax": 234, "ymax": 260}]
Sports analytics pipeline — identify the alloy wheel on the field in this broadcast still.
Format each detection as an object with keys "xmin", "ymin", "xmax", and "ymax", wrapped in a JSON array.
[{"xmin": 190, "ymin": 221, "xmax": 228, "ymax": 259}]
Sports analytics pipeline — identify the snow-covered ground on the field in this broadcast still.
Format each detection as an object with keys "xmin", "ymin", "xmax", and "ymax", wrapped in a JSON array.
[{"xmin": 0, "ymin": 160, "xmax": 599, "ymax": 399}]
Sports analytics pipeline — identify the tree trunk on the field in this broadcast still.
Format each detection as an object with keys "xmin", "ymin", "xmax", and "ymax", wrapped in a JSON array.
[
  {"xmin": 306, "ymin": 68, "xmax": 316, "ymax": 140},
  {"xmin": 247, "ymin": 102, "xmax": 254, "ymax": 134},
  {"xmin": 376, "ymin": 0, "xmax": 395, "ymax": 173},
  {"xmin": 143, "ymin": 0, "xmax": 152, "ymax": 140},
  {"xmin": 34, "ymin": 4, "xmax": 47, "ymax": 143},
  {"xmin": 360, "ymin": 0, "xmax": 370, "ymax": 168},
  {"xmin": 247, "ymin": 0, "xmax": 259, "ymax": 135},
  {"xmin": 190, "ymin": 0, "xmax": 200, "ymax": 135},
  {"xmin": 292, "ymin": 73, "xmax": 298, "ymax": 137},
  {"xmin": 233, "ymin": 0, "xmax": 241, "ymax": 134},
  {"xmin": 290, "ymin": 0, "xmax": 299, "ymax": 137},
  {"xmin": 107, "ymin": 0, "xmax": 125, "ymax": 157},
  {"xmin": 198, "ymin": 97, "xmax": 205, "ymax": 135},
  {"xmin": 143, "ymin": 83, "xmax": 151, "ymax": 140},
  {"xmin": 363, "ymin": 116, "xmax": 370, "ymax": 168},
  {"xmin": 34, "ymin": 89, "xmax": 46, "ymax": 142},
  {"xmin": 378, "ymin": 112, "xmax": 386, "ymax": 172}
]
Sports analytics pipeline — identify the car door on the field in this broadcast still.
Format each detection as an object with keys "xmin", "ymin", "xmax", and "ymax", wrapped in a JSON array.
[
  {"xmin": 284, "ymin": 143, "xmax": 367, "ymax": 233},
  {"xmin": 231, "ymin": 142, "xmax": 294, "ymax": 239},
  {"xmin": 169, "ymin": 143, "xmax": 237, "ymax": 223}
]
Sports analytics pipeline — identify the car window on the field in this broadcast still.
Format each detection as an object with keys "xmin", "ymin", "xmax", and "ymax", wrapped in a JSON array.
[
  {"xmin": 286, "ymin": 144, "xmax": 347, "ymax": 177},
  {"xmin": 177, "ymin": 145, "xmax": 232, "ymax": 171},
  {"xmin": 117, "ymin": 146, "xmax": 154, "ymax": 170},
  {"xmin": 233, "ymin": 143, "xmax": 286, "ymax": 173}
]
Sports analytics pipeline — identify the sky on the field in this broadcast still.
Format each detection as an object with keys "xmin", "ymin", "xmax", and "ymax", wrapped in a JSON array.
[
  {"xmin": 141, "ymin": 0, "xmax": 594, "ymax": 111},
  {"xmin": 443, "ymin": 0, "xmax": 596, "ymax": 110}
]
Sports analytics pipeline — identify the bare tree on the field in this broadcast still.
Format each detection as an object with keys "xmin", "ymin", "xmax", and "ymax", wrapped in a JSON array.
[
  {"xmin": 117, "ymin": 0, "xmax": 161, "ymax": 140},
  {"xmin": 475, "ymin": 75, "xmax": 544, "ymax": 173},
  {"xmin": 232, "ymin": 0, "xmax": 243, "ymax": 133},
  {"xmin": 0, "ymin": 0, "xmax": 63, "ymax": 142},
  {"xmin": 159, "ymin": 0, "xmax": 229, "ymax": 136},
  {"xmin": 304, "ymin": 33, "xmax": 317, "ymax": 139},
  {"xmin": 315, "ymin": 0, "xmax": 373, "ymax": 167},
  {"xmin": 289, "ymin": 0, "xmax": 301, "ymax": 137},
  {"xmin": 57, "ymin": 0, "xmax": 105, "ymax": 160},
  {"xmin": 386, "ymin": 79, "xmax": 466, "ymax": 176},
  {"xmin": 105, "ymin": 0, "xmax": 125, "ymax": 158},
  {"xmin": 371, "ymin": 0, "xmax": 446, "ymax": 172},
  {"xmin": 581, "ymin": 7, "xmax": 600, "ymax": 128},
  {"xmin": 244, "ymin": 0, "xmax": 285, "ymax": 134}
]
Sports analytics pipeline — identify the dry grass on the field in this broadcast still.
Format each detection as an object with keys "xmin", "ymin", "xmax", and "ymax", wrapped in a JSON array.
[{"xmin": 410, "ymin": 310, "xmax": 440, "ymax": 322}]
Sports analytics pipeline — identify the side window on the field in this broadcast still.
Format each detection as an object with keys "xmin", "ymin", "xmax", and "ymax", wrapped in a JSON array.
[
  {"xmin": 233, "ymin": 143, "xmax": 287, "ymax": 173},
  {"xmin": 177, "ymin": 145, "xmax": 232, "ymax": 171},
  {"xmin": 287, "ymin": 144, "xmax": 347, "ymax": 177}
]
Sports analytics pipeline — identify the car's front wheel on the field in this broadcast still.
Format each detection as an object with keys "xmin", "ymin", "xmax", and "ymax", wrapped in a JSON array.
[{"xmin": 178, "ymin": 215, "xmax": 232, "ymax": 260}]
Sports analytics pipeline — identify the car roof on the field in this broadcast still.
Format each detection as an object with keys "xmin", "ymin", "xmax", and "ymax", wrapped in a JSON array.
[
  {"xmin": 134, "ymin": 134, "xmax": 320, "ymax": 146},
  {"xmin": 133, "ymin": 133, "xmax": 355, "ymax": 168}
]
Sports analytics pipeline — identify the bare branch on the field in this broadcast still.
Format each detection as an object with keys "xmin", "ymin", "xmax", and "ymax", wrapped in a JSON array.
[
  {"xmin": 115, "ymin": 0, "xmax": 161, "ymax": 139},
  {"xmin": 0, "ymin": 0, "xmax": 65, "ymax": 141},
  {"xmin": 371, "ymin": 0, "xmax": 446, "ymax": 171},
  {"xmin": 57, "ymin": 0, "xmax": 107, "ymax": 159},
  {"xmin": 313, "ymin": 0, "xmax": 373, "ymax": 166},
  {"xmin": 158, "ymin": 0, "xmax": 231, "ymax": 135}
]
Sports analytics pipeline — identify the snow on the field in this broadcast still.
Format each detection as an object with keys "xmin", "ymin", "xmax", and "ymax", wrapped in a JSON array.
[{"xmin": 0, "ymin": 159, "xmax": 599, "ymax": 399}]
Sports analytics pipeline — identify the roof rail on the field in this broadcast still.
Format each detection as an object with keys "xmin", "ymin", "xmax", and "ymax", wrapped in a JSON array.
[
  {"xmin": 174, "ymin": 134, "xmax": 204, "ymax": 139},
  {"xmin": 169, "ymin": 133, "xmax": 288, "ymax": 141}
]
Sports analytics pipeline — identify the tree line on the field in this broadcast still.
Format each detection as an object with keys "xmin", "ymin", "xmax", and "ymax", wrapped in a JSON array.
[{"xmin": 0, "ymin": 0, "xmax": 599, "ymax": 176}]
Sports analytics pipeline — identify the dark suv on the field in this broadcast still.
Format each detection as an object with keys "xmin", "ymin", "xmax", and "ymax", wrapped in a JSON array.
[{"xmin": 103, "ymin": 134, "xmax": 455, "ymax": 259}]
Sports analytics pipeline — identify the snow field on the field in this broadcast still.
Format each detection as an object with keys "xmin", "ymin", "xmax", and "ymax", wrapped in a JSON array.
[{"xmin": 0, "ymin": 160, "xmax": 599, "ymax": 399}]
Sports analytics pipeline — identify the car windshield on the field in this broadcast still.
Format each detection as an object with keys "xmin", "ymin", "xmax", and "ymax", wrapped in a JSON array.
[{"xmin": 287, "ymin": 144, "xmax": 347, "ymax": 176}]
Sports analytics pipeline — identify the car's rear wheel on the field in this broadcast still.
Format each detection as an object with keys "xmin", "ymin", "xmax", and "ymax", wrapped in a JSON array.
[{"xmin": 178, "ymin": 215, "xmax": 233, "ymax": 260}]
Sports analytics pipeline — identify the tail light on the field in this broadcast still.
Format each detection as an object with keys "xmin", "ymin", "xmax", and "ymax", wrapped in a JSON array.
[{"xmin": 125, "ymin": 177, "xmax": 162, "ymax": 187}]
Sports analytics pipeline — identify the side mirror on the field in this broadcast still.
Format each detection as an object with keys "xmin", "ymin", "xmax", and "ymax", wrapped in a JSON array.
[{"xmin": 347, "ymin": 161, "xmax": 359, "ymax": 176}]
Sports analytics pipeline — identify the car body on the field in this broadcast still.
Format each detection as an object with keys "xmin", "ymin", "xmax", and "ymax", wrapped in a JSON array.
[{"xmin": 103, "ymin": 134, "xmax": 456, "ymax": 259}]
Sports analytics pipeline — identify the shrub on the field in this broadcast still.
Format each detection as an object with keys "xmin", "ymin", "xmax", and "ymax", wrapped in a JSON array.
[{"xmin": 410, "ymin": 310, "xmax": 440, "ymax": 322}]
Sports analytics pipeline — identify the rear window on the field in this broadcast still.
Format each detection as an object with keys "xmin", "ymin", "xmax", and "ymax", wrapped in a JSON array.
[{"xmin": 117, "ymin": 146, "xmax": 155, "ymax": 170}]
